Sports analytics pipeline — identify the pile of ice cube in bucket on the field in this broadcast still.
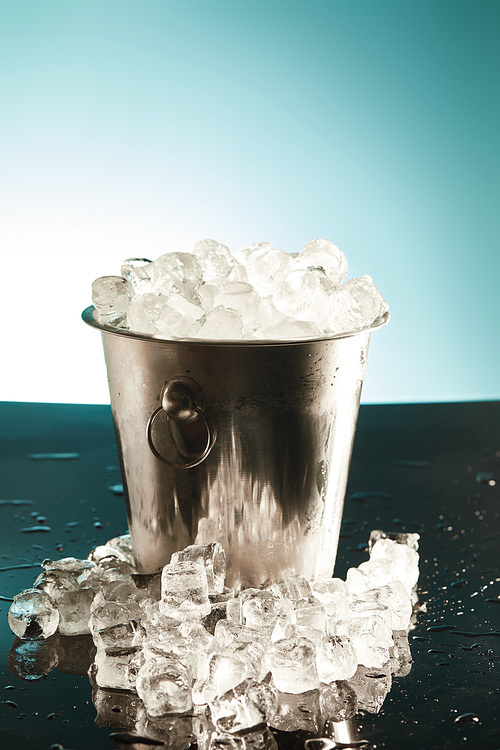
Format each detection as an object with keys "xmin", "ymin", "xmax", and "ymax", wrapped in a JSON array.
[
  {"xmin": 91, "ymin": 238, "xmax": 388, "ymax": 338},
  {"xmin": 9, "ymin": 530, "xmax": 420, "ymax": 742}
]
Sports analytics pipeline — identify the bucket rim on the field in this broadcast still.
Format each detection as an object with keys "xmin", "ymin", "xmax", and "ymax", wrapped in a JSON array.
[{"xmin": 81, "ymin": 305, "xmax": 389, "ymax": 346}]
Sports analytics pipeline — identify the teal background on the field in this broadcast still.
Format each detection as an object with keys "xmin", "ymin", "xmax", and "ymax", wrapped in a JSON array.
[{"xmin": 1, "ymin": 0, "xmax": 498, "ymax": 404}]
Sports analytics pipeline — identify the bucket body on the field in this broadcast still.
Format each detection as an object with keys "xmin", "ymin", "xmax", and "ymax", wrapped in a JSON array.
[{"xmin": 83, "ymin": 307, "xmax": 388, "ymax": 589}]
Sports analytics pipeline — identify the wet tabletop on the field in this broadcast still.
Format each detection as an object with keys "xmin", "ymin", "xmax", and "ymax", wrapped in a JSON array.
[{"xmin": 0, "ymin": 401, "xmax": 499, "ymax": 749}]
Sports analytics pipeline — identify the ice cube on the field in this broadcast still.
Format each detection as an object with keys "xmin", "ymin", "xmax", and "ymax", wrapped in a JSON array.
[
  {"xmin": 316, "ymin": 635, "xmax": 358, "ymax": 682},
  {"xmin": 319, "ymin": 679, "xmax": 357, "ymax": 725},
  {"xmin": 126, "ymin": 293, "xmax": 166, "ymax": 335},
  {"xmin": 368, "ymin": 529, "xmax": 420, "ymax": 553},
  {"xmin": 94, "ymin": 646, "xmax": 139, "ymax": 691},
  {"xmin": 242, "ymin": 591, "xmax": 294, "ymax": 633},
  {"xmin": 103, "ymin": 533, "xmax": 136, "ymax": 566},
  {"xmin": 214, "ymin": 619, "xmax": 269, "ymax": 650},
  {"xmin": 90, "ymin": 600, "xmax": 141, "ymax": 636},
  {"xmin": 151, "ymin": 252, "xmax": 204, "ymax": 293},
  {"xmin": 33, "ymin": 568, "xmax": 79, "ymax": 603},
  {"xmin": 293, "ymin": 596, "xmax": 327, "ymax": 631},
  {"xmin": 357, "ymin": 581, "xmax": 413, "ymax": 631},
  {"xmin": 171, "ymin": 542, "xmax": 226, "ymax": 595},
  {"xmin": 197, "ymin": 306, "xmax": 244, "ymax": 339},
  {"xmin": 194, "ymin": 239, "xmax": 238, "ymax": 282},
  {"xmin": 261, "ymin": 318, "xmax": 322, "ymax": 339},
  {"xmin": 41, "ymin": 557, "xmax": 96, "ymax": 586},
  {"xmin": 335, "ymin": 608, "xmax": 392, "ymax": 670},
  {"xmin": 327, "ymin": 275, "xmax": 388, "ymax": 333},
  {"xmin": 209, "ymin": 678, "xmax": 277, "ymax": 734},
  {"xmin": 271, "ymin": 575, "xmax": 312, "ymax": 602},
  {"xmin": 238, "ymin": 242, "xmax": 293, "ymax": 297},
  {"xmin": 136, "ymin": 654, "xmax": 193, "ymax": 716},
  {"xmin": 92, "ymin": 276, "xmax": 132, "ymax": 327},
  {"xmin": 265, "ymin": 636, "xmax": 319, "ymax": 694},
  {"xmin": 295, "ymin": 239, "xmax": 348, "ymax": 288},
  {"xmin": 121, "ymin": 257, "xmax": 153, "ymax": 293},
  {"xmin": 8, "ymin": 588, "xmax": 59, "ymax": 640},
  {"xmin": 154, "ymin": 294, "xmax": 205, "ymax": 338},
  {"xmin": 57, "ymin": 587, "xmax": 95, "ymax": 636},
  {"xmin": 192, "ymin": 651, "xmax": 248, "ymax": 705},
  {"xmin": 272, "ymin": 268, "xmax": 329, "ymax": 323},
  {"xmin": 389, "ymin": 630, "xmax": 413, "ymax": 677},
  {"xmin": 212, "ymin": 281, "xmax": 261, "ymax": 334},
  {"xmin": 369, "ymin": 537, "xmax": 420, "ymax": 591},
  {"xmin": 92, "ymin": 620, "xmax": 138, "ymax": 652},
  {"xmin": 160, "ymin": 560, "xmax": 211, "ymax": 620}
]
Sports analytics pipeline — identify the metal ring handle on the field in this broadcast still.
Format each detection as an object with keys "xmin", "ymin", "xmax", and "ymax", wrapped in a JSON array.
[{"xmin": 146, "ymin": 403, "xmax": 213, "ymax": 469}]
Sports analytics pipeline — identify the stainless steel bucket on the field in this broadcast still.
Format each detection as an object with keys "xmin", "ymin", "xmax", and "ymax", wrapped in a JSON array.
[{"xmin": 82, "ymin": 306, "xmax": 389, "ymax": 589}]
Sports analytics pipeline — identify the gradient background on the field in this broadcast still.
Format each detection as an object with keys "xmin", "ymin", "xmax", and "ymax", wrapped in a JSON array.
[{"xmin": 1, "ymin": 0, "xmax": 498, "ymax": 405}]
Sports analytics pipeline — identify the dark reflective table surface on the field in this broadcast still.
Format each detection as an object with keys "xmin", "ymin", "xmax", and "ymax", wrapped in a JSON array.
[{"xmin": 0, "ymin": 401, "xmax": 499, "ymax": 749}]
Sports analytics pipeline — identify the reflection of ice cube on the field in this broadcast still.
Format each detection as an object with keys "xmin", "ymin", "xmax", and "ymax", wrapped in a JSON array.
[
  {"xmin": 347, "ymin": 665, "xmax": 392, "ymax": 714},
  {"xmin": 319, "ymin": 680, "xmax": 357, "ymax": 725}
]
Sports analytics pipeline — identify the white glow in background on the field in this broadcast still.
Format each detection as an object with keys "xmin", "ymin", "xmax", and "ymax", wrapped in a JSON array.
[{"xmin": 1, "ymin": 1, "xmax": 498, "ymax": 404}]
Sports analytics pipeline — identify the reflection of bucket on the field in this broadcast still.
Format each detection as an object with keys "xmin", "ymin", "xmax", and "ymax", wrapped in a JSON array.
[{"xmin": 82, "ymin": 307, "xmax": 389, "ymax": 589}]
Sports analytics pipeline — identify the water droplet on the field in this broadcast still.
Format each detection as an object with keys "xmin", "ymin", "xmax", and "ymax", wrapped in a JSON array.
[
  {"xmin": 28, "ymin": 453, "xmax": 81, "ymax": 461},
  {"xmin": 454, "ymin": 712, "xmax": 480, "ymax": 724},
  {"xmin": 20, "ymin": 526, "xmax": 52, "ymax": 534},
  {"xmin": 0, "ymin": 499, "xmax": 34, "ymax": 507},
  {"xmin": 4, "ymin": 700, "xmax": 18, "ymax": 708},
  {"xmin": 46, "ymin": 712, "xmax": 58, "ymax": 720}
]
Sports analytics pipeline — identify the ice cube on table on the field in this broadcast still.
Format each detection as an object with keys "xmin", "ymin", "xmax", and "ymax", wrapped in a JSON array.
[
  {"xmin": 209, "ymin": 678, "xmax": 277, "ymax": 734},
  {"xmin": 293, "ymin": 596, "xmax": 327, "ymax": 631},
  {"xmin": 196, "ymin": 305, "xmax": 244, "ymax": 339},
  {"xmin": 327, "ymin": 275, "xmax": 388, "ymax": 334},
  {"xmin": 103, "ymin": 533, "xmax": 136, "ymax": 566},
  {"xmin": 94, "ymin": 646, "xmax": 139, "ymax": 691},
  {"xmin": 242, "ymin": 591, "xmax": 294, "ymax": 633},
  {"xmin": 389, "ymin": 630, "xmax": 413, "ymax": 677},
  {"xmin": 271, "ymin": 574, "xmax": 312, "ymax": 601},
  {"xmin": 272, "ymin": 622, "xmax": 323, "ymax": 646},
  {"xmin": 214, "ymin": 619, "xmax": 269, "ymax": 650},
  {"xmin": 192, "ymin": 650, "xmax": 249, "ymax": 706},
  {"xmin": 319, "ymin": 679, "xmax": 358, "ymax": 726},
  {"xmin": 316, "ymin": 635, "xmax": 358, "ymax": 682},
  {"xmin": 136, "ymin": 654, "xmax": 193, "ymax": 716},
  {"xmin": 238, "ymin": 242, "xmax": 293, "ymax": 297},
  {"xmin": 335, "ymin": 609, "xmax": 393, "ymax": 670},
  {"xmin": 90, "ymin": 600, "xmax": 142, "ymax": 635},
  {"xmin": 160, "ymin": 560, "xmax": 211, "ymax": 620},
  {"xmin": 8, "ymin": 588, "xmax": 59, "ymax": 639},
  {"xmin": 357, "ymin": 581, "xmax": 413, "ymax": 631},
  {"xmin": 171, "ymin": 542, "xmax": 226, "ymax": 595},
  {"xmin": 41, "ymin": 557, "xmax": 96, "ymax": 586},
  {"xmin": 33, "ymin": 568, "xmax": 79, "ymax": 603},
  {"xmin": 295, "ymin": 239, "xmax": 348, "ymax": 288},
  {"xmin": 194, "ymin": 239, "xmax": 238, "ymax": 282},
  {"xmin": 92, "ymin": 620, "xmax": 138, "ymax": 652},
  {"xmin": 121, "ymin": 258, "xmax": 153, "ymax": 293},
  {"xmin": 57, "ymin": 587, "xmax": 95, "ymax": 636},
  {"xmin": 369, "ymin": 537, "xmax": 420, "ymax": 590},
  {"xmin": 368, "ymin": 529, "xmax": 420, "ymax": 552},
  {"xmin": 92, "ymin": 276, "xmax": 132, "ymax": 327},
  {"xmin": 265, "ymin": 636, "xmax": 319, "ymax": 694},
  {"xmin": 92, "ymin": 685, "xmax": 142, "ymax": 730}
]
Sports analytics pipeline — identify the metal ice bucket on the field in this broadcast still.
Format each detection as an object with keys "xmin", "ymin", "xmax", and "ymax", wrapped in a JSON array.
[{"xmin": 82, "ymin": 306, "xmax": 388, "ymax": 589}]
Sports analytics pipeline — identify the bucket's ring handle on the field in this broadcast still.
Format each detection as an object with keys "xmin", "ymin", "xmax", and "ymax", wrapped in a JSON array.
[{"xmin": 146, "ymin": 379, "xmax": 214, "ymax": 469}]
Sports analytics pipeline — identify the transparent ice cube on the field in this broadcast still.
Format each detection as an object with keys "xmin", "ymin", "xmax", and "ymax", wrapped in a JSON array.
[
  {"xmin": 33, "ymin": 568, "xmax": 78, "ymax": 603},
  {"xmin": 126, "ymin": 293, "xmax": 166, "ymax": 335},
  {"xmin": 319, "ymin": 679, "xmax": 357, "ymax": 725},
  {"xmin": 57, "ymin": 587, "xmax": 95, "ymax": 636},
  {"xmin": 94, "ymin": 646, "xmax": 139, "ymax": 691},
  {"xmin": 194, "ymin": 239, "xmax": 238, "ymax": 282},
  {"xmin": 238, "ymin": 242, "xmax": 293, "ymax": 297},
  {"xmin": 151, "ymin": 252, "xmax": 204, "ymax": 293},
  {"xmin": 347, "ymin": 664, "xmax": 392, "ymax": 714},
  {"xmin": 327, "ymin": 275, "xmax": 388, "ymax": 334},
  {"xmin": 136, "ymin": 654, "xmax": 193, "ymax": 716},
  {"xmin": 92, "ymin": 276, "xmax": 132, "ymax": 327},
  {"xmin": 261, "ymin": 317, "xmax": 322, "ymax": 340},
  {"xmin": 171, "ymin": 542, "xmax": 226, "ymax": 595},
  {"xmin": 295, "ymin": 239, "xmax": 348, "ymax": 288},
  {"xmin": 160, "ymin": 560, "xmax": 211, "ymax": 620},
  {"xmin": 265, "ymin": 636, "xmax": 319, "ymax": 694},
  {"xmin": 316, "ymin": 635, "xmax": 358, "ymax": 682},
  {"xmin": 121, "ymin": 257, "xmax": 154, "ymax": 293},
  {"xmin": 8, "ymin": 588, "xmax": 59, "ymax": 640},
  {"xmin": 269, "ymin": 689, "xmax": 320, "ymax": 733},
  {"xmin": 197, "ymin": 306, "xmax": 244, "ymax": 340}
]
